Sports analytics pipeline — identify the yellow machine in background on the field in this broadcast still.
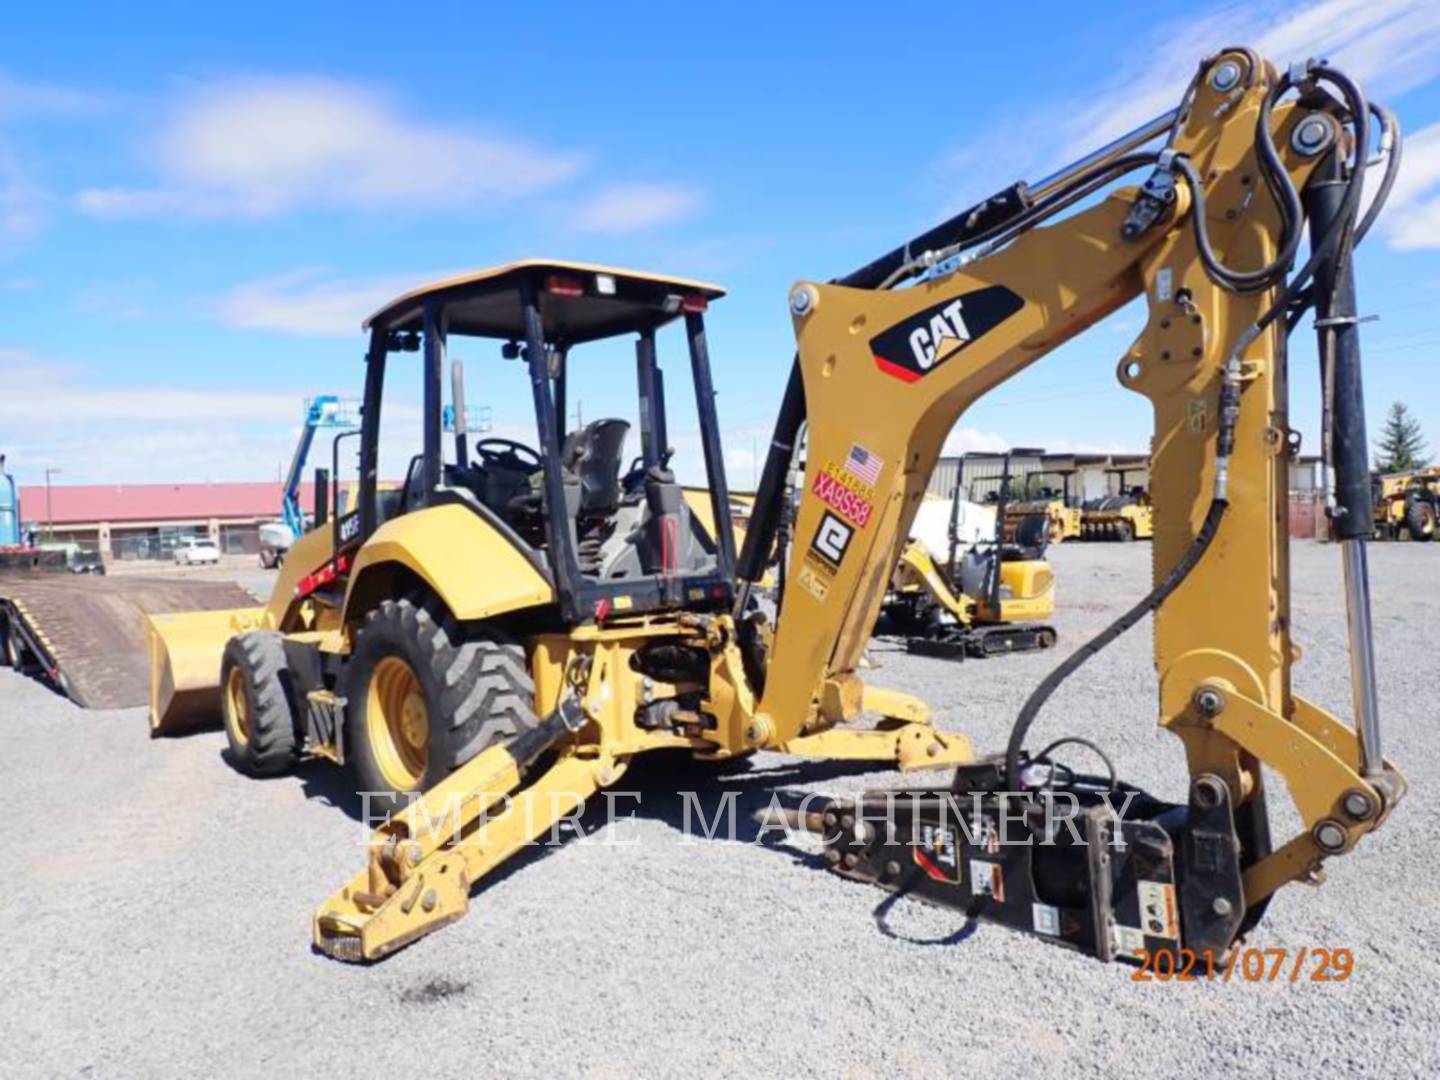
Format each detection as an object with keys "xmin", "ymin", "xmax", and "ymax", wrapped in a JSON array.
[
  {"xmin": 1080, "ymin": 466, "xmax": 1154, "ymax": 541},
  {"xmin": 882, "ymin": 450, "xmax": 1057, "ymax": 657},
  {"xmin": 150, "ymin": 50, "xmax": 1404, "ymax": 968},
  {"xmin": 1372, "ymin": 467, "xmax": 1438, "ymax": 541},
  {"xmin": 1006, "ymin": 469, "xmax": 1083, "ymax": 544}
]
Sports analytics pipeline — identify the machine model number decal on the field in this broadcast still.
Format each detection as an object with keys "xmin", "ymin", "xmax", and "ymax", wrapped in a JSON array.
[
  {"xmin": 1187, "ymin": 399, "xmax": 1208, "ymax": 433},
  {"xmin": 811, "ymin": 469, "xmax": 874, "ymax": 527},
  {"xmin": 869, "ymin": 285, "xmax": 1025, "ymax": 382},
  {"xmin": 796, "ymin": 558, "xmax": 833, "ymax": 601},
  {"xmin": 808, "ymin": 512, "xmax": 854, "ymax": 569}
]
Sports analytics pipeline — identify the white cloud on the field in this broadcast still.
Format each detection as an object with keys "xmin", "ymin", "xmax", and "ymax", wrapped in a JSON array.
[
  {"xmin": 0, "ymin": 71, "xmax": 111, "ymax": 251},
  {"xmin": 938, "ymin": 0, "xmax": 1440, "ymax": 222},
  {"xmin": 75, "ymin": 77, "xmax": 585, "ymax": 219},
  {"xmin": 941, "ymin": 426, "xmax": 1009, "ymax": 457},
  {"xmin": 217, "ymin": 268, "xmax": 424, "ymax": 337},
  {"xmin": 0, "ymin": 347, "xmax": 361, "ymax": 484},
  {"xmin": 0, "ymin": 149, "xmax": 46, "ymax": 249},
  {"xmin": 0, "ymin": 72, "xmax": 110, "ymax": 117},
  {"xmin": 573, "ymin": 183, "xmax": 703, "ymax": 234},
  {"xmin": 0, "ymin": 359, "xmax": 298, "ymax": 426},
  {"xmin": 1380, "ymin": 120, "xmax": 1440, "ymax": 249}
]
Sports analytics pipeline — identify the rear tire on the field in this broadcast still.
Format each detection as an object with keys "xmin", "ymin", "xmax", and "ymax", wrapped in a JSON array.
[
  {"xmin": 1115, "ymin": 520, "xmax": 1135, "ymax": 542},
  {"xmin": 3, "ymin": 616, "xmax": 30, "ymax": 671},
  {"xmin": 1405, "ymin": 497, "xmax": 1436, "ymax": 542},
  {"xmin": 346, "ymin": 596, "xmax": 538, "ymax": 818},
  {"xmin": 220, "ymin": 631, "xmax": 302, "ymax": 776}
]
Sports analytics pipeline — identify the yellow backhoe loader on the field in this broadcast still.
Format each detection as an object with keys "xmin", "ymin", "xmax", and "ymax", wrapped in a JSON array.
[
  {"xmin": 152, "ymin": 48, "xmax": 1404, "ymax": 967},
  {"xmin": 882, "ymin": 449, "xmax": 1057, "ymax": 658}
]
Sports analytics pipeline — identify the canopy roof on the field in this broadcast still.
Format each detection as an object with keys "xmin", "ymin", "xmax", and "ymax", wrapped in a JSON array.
[{"xmin": 365, "ymin": 260, "xmax": 726, "ymax": 345}]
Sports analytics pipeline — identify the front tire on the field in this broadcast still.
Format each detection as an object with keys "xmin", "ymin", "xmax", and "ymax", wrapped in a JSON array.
[
  {"xmin": 1405, "ymin": 497, "xmax": 1436, "ymax": 542},
  {"xmin": 220, "ymin": 631, "xmax": 301, "ymax": 775},
  {"xmin": 345, "ymin": 596, "xmax": 538, "ymax": 818}
]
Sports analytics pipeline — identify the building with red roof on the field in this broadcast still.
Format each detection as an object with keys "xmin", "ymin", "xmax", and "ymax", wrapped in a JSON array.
[{"xmin": 15, "ymin": 481, "xmax": 318, "ymax": 560}]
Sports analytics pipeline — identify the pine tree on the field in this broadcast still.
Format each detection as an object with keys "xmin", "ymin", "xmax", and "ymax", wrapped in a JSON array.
[{"xmin": 1373, "ymin": 401, "xmax": 1429, "ymax": 473}]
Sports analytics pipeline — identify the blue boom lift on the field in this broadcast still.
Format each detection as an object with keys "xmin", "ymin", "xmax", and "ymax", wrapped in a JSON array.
[{"xmin": 258, "ymin": 396, "xmax": 359, "ymax": 568}]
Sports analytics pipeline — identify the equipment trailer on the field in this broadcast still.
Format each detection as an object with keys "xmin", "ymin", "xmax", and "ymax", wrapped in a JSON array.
[{"xmin": 2, "ymin": 570, "xmax": 257, "ymax": 708}]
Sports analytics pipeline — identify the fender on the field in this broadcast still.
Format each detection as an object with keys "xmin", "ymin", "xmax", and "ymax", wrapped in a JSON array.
[{"xmin": 343, "ymin": 503, "xmax": 554, "ymax": 624}]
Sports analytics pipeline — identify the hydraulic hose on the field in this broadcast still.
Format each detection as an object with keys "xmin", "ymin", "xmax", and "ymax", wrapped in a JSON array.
[
  {"xmin": 1004, "ymin": 61, "xmax": 1378, "ymax": 789},
  {"xmin": 1004, "ymin": 500, "xmax": 1228, "ymax": 789}
]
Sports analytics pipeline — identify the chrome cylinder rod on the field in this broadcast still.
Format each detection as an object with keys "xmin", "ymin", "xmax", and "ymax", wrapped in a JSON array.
[
  {"xmin": 1028, "ymin": 108, "xmax": 1180, "ymax": 202},
  {"xmin": 1341, "ymin": 539, "xmax": 1384, "ymax": 777}
]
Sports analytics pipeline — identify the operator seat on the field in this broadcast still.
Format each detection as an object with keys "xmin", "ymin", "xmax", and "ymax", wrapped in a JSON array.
[
  {"xmin": 561, "ymin": 419, "xmax": 630, "ymax": 574},
  {"xmin": 561, "ymin": 419, "xmax": 630, "ymax": 517}
]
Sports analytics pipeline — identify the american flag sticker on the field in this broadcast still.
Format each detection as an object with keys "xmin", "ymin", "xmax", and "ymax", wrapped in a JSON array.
[{"xmin": 843, "ymin": 443, "xmax": 883, "ymax": 487}]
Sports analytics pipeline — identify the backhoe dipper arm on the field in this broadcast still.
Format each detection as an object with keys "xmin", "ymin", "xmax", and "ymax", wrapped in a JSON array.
[{"xmin": 750, "ymin": 50, "xmax": 1404, "ymax": 937}]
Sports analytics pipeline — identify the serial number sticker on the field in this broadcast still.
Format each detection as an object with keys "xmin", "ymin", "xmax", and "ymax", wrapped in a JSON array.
[
  {"xmin": 968, "ymin": 859, "xmax": 1004, "ymax": 902},
  {"xmin": 1137, "ymin": 880, "xmax": 1179, "ymax": 939},
  {"xmin": 811, "ymin": 467, "xmax": 874, "ymax": 527},
  {"xmin": 1032, "ymin": 903, "xmax": 1061, "ymax": 937}
]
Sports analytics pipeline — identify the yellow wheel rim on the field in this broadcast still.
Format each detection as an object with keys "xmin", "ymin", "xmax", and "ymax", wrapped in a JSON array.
[
  {"xmin": 367, "ymin": 655, "xmax": 430, "ymax": 791},
  {"xmin": 224, "ymin": 665, "xmax": 251, "ymax": 748}
]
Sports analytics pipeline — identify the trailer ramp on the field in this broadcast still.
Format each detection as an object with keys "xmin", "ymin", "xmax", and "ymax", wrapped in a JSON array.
[{"xmin": 0, "ymin": 574, "xmax": 257, "ymax": 709}]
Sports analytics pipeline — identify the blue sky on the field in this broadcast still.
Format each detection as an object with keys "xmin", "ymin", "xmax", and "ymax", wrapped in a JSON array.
[{"xmin": 3, "ymin": 0, "xmax": 1440, "ymax": 489}]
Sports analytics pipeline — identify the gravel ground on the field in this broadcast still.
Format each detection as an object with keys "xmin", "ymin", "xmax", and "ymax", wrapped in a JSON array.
[{"xmin": 3, "ymin": 541, "xmax": 1436, "ymax": 1078}]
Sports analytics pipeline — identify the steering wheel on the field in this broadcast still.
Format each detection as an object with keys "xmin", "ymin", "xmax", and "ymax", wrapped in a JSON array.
[{"xmin": 475, "ymin": 437, "xmax": 542, "ymax": 472}]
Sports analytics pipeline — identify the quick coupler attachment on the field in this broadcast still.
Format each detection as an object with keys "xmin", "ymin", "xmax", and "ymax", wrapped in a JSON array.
[{"xmin": 783, "ymin": 759, "xmax": 1254, "ymax": 964}]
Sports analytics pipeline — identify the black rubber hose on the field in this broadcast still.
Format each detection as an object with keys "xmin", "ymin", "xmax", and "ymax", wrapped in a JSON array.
[
  {"xmin": 1356, "ymin": 101, "xmax": 1401, "ymax": 246},
  {"xmin": 1004, "ymin": 65, "xmax": 1375, "ymax": 790},
  {"xmin": 1172, "ymin": 73, "xmax": 1303, "ymax": 294},
  {"xmin": 1004, "ymin": 500, "xmax": 1227, "ymax": 789}
]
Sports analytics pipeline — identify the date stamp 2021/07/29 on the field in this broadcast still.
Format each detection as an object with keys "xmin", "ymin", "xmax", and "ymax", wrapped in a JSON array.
[{"xmin": 1132, "ymin": 947, "xmax": 1355, "ymax": 983}]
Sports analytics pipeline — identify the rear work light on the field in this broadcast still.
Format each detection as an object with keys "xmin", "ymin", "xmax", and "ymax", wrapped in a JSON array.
[{"xmin": 545, "ymin": 275, "xmax": 585, "ymax": 297}]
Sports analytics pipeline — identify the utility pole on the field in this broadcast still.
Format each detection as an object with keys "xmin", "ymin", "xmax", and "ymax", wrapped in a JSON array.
[{"xmin": 44, "ymin": 467, "xmax": 62, "ymax": 543}]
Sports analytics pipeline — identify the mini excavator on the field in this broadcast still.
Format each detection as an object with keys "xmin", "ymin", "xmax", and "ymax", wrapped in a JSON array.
[{"xmin": 881, "ymin": 449, "xmax": 1057, "ymax": 658}]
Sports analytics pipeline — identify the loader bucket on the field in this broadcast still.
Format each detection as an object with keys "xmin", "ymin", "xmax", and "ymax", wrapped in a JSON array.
[{"xmin": 147, "ymin": 606, "xmax": 266, "ymax": 735}]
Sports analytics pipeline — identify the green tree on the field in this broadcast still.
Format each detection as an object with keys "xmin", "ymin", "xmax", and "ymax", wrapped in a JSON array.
[{"xmin": 1373, "ymin": 401, "xmax": 1429, "ymax": 472}]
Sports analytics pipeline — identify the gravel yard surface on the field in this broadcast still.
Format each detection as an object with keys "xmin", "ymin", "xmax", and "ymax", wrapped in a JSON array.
[{"xmin": 3, "ymin": 541, "xmax": 1436, "ymax": 1078}]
